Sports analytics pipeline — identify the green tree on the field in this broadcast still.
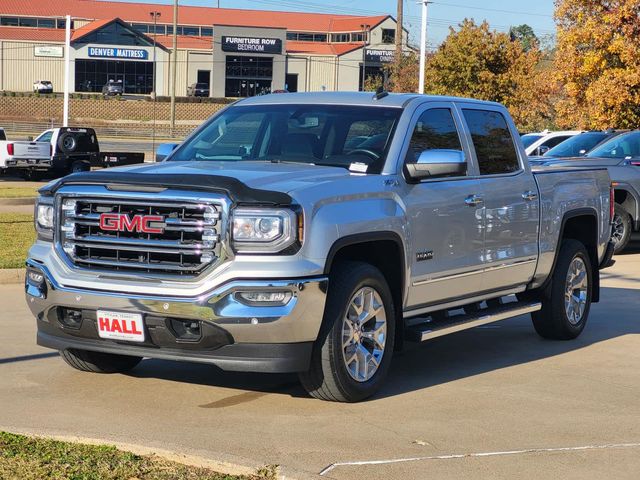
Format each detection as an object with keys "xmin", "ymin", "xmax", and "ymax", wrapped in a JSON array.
[
  {"xmin": 554, "ymin": 0, "xmax": 640, "ymax": 129},
  {"xmin": 423, "ymin": 19, "xmax": 555, "ymax": 131},
  {"xmin": 509, "ymin": 24, "xmax": 539, "ymax": 52}
]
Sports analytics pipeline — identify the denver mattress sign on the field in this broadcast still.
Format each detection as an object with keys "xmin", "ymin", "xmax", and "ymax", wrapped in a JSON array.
[{"xmin": 88, "ymin": 47, "xmax": 149, "ymax": 59}]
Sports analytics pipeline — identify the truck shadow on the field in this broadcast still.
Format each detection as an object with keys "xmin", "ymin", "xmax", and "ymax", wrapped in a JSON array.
[{"xmin": 127, "ymin": 285, "xmax": 640, "ymax": 401}]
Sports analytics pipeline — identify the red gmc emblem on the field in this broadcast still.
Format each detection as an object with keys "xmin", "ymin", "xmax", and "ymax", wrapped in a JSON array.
[{"xmin": 99, "ymin": 213, "xmax": 165, "ymax": 234}]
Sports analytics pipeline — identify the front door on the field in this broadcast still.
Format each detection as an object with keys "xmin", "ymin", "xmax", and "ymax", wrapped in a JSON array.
[
  {"xmin": 403, "ymin": 103, "xmax": 486, "ymax": 311},
  {"xmin": 459, "ymin": 106, "xmax": 539, "ymax": 291}
]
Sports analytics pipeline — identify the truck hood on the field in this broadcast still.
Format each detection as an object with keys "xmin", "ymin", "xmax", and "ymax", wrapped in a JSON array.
[
  {"xmin": 39, "ymin": 161, "xmax": 356, "ymax": 203},
  {"xmin": 111, "ymin": 160, "xmax": 353, "ymax": 192}
]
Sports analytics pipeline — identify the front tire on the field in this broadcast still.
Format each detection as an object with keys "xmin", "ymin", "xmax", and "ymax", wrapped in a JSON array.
[
  {"xmin": 299, "ymin": 262, "xmax": 395, "ymax": 402},
  {"xmin": 60, "ymin": 349, "xmax": 142, "ymax": 373},
  {"xmin": 531, "ymin": 239, "xmax": 592, "ymax": 340},
  {"xmin": 611, "ymin": 204, "xmax": 632, "ymax": 254}
]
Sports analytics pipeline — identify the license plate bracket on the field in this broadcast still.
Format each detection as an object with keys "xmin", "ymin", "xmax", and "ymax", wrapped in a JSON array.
[{"xmin": 96, "ymin": 310, "xmax": 145, "ymax": 342}]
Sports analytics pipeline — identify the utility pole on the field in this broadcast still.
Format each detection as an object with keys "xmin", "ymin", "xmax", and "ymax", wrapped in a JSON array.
[
  {"xmin": 63, "ymin": 15, "xmax": 71, "ymax": 127},
  {"xmin": 360, "ymin": 23, "xmax": 370, "ymax": 91},
  {"xmin": 418, "ymin": 1, "xmax": 431, "ymax": 94},
  {"xmin": 170, "ymin": 0, "xmax": 178, "ymax": 134},
  {"xmin": 395, "ymin": 0, "xmax": 403, "ymax": 61},
  {"xmin": 150, "ymin": 11, "xmax": 161, "ymax": 159}
]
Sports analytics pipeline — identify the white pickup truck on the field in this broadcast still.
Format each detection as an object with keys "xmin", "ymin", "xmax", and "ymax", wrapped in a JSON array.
[{"xmin": 0, "ymin": 128, "xmax": 51, "ymax": 173}]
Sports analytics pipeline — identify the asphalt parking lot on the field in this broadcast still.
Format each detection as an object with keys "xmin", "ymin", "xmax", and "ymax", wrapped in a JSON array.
[{"xmin": 1, "ymin": 238, "xmax": 639, "ymax": 479}]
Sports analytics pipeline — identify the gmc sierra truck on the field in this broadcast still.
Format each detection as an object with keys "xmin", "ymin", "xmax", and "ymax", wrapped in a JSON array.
[{"xmin": 26, "ymin": 92, "xmax": 615, "ymax": 402}]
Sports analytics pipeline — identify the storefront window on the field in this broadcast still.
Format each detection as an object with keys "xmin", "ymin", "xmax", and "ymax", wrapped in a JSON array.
[
  {"xmin": 75, "ymin": 59, "xmax": 154, "ymax": 94},
  {"xmin": 225, "ymin": 56, "xmax": 273, "ymax": 97}
]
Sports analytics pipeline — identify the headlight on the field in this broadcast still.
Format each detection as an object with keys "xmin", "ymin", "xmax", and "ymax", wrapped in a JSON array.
[
  {"xmin": 231, "ymin": 208, "xmax": 298, "ymax": 253},
  {"xmin": 35, "ymin": 200, "xmax": 54, "ymax": 240}
]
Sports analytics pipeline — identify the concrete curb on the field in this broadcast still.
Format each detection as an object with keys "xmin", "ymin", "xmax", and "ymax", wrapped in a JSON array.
[
  {"xmin": 1, "ymin": 428, "xmax": 322, "ymax": 480},
  {"xmin": 0, "ymin": 268, "xmax": 24, "ymax": 285},
  {"xmin": 0, "ymin": 197, "xmax": 36, "ymax": 206}
]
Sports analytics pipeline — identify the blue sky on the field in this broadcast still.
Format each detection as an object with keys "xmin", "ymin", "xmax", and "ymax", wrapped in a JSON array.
[{"xmin": 120, "ymin": 0, "xmax": 557, "ymax": 47}]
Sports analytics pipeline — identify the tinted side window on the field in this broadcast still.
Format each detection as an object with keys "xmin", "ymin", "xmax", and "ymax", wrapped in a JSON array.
[
  {"xmin": 543, "ymin": 135, "xmax": 571, "ymax": 149},
  {"xmin": 463, "ymin": 109, "xmax": 520, "ymax": 175},
  {"xmin": 406, "ymin": 108, "xmax": 463, "ymax": 164}
]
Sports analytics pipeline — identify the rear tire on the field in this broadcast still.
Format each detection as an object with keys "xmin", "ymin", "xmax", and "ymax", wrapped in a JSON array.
[
  {"xmin": 299, "ymin": 261, "xmax": 395, "ymax": 402},
  {"xmin": 70, "ymin": 160, "xmax": 90, "ymax": 174},
  {"xmin": 531, "ymin": 239, "xmax": 592, "ymax": 340},
  {"xmin": 60, "ymin": 349, "xmax": 142, "ymax": 373},
  {"xmin": 611, "ymin": 204, "xmax": 632, "ymax": 254}
]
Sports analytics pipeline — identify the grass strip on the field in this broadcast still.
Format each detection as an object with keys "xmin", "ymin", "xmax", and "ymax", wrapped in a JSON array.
[
  {"xmin": 0, "ymin": 431, "xmax": 264, "ymax": 480},
  {"xmin": 0, "ymin": 213, "xmax": 35, "ymax": 269},
  {"xmin": 0, "ymin": 186, "xmax": 39, "ymax": 199}
]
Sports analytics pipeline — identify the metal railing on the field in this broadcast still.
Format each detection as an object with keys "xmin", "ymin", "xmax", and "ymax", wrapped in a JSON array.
[{"xmin": 1, "ymin": 120, "xmax": 196, "ymax": 140}]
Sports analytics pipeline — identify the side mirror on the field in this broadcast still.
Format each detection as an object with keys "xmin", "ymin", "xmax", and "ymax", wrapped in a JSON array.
[
  {"xmin": 405, "ymin": 149, "xmax": 467, "ymax": 182},
  {"xmin": 155, "ymin": 143, "xmax": 178, "ymax": 162}
]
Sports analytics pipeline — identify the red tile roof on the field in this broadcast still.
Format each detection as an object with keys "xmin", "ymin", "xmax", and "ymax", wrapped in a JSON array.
[
  {"xmin": 0, "ymin": 26, "xmax": 64, "ymax": 43},
  {"xmin": 70, "ymin": 17, "xmax": 113, "ymax": 41},
  {"xmin": 0, "ymin": 0, "xmax": 389, "ymax": 32}
]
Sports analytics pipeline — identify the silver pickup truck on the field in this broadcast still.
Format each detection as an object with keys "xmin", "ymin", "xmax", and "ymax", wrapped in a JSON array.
[{"xmin": 25, "ymin": 92, "xmax": 615, "ymax": 402}]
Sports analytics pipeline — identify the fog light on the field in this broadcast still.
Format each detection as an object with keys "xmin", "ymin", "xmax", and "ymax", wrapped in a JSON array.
[
  {"xmin": 27, "ymin": 271, "xmax": 44, "ymax": 285},
  {"xmin": 236, "ymin": 291, "xmax": 292, "ymax": 305}
]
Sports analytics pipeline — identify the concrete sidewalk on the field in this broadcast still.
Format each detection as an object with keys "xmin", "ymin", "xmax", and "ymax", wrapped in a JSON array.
[{"xmin": 1, "ymin": 244, "xmax": 639, "ymax": 479}]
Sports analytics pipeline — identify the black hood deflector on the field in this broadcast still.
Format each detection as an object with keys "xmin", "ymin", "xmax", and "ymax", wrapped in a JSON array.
[{"xmin": 39, "ymin": 171, "xmax": 293, "ymax": 205}]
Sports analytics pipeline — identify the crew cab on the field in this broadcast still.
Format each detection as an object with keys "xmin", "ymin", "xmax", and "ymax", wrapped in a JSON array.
[
  {"xmin": 7, "ymin": 127, "xmax": 144, "ymax": 178},
  {"xmin": 26, "ymin": 92, "xmax": 614, "ymax": 402}
]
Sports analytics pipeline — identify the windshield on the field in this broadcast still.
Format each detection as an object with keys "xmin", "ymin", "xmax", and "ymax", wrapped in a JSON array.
[
  {"xmin": 521, "ymin": 134, "xmax": 542, "ymax": 148},
  {"xmin": 587, "ymin": 132, "xmax": 640, "ymax": 159},
  {"xmin": 544, "ymin": 132, "xmax": 608, "ymax": 157},
  {"xmin": 169, "ymin": 104, "xmax": 402, "ymax": 173}
]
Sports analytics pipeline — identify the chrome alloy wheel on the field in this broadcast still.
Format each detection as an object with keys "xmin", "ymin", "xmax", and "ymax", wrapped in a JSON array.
[
  {"xmin": 611, "ymin": 213, "xmax": 626, "ymax": 245},
  {"xmin": 565, "ymin": 257, "xmax": 588, "ymax": 325},
  {"xmin": 341, "ymin": 287, "xmax": 387, "ymax": 382}
]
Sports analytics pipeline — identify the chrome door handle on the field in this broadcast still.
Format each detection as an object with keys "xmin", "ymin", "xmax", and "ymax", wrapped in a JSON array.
[
  {"xmin": 465, "ymin": 194, "xmax": 484, "ymax": 207},
  {"xmin": 522, "ymin": 191, "xmax": 538, "ymax": 201}
]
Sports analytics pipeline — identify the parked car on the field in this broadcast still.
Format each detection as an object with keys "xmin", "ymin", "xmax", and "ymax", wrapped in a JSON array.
[
  {"xmin": 530, "ymin": 130, "xmax": 640, "ymax": 253},
  {"xmin": 102, "ymin": 79, "xmax": 123, "ymax": 97},
  {"xmin": 33, "ymin": 80, "xmax": 53, "ymax": 94},
  {"xmin": 522, "ymin": 130, "xmax": 581, "ymax": 156},
  {"xmin": 25, "ymin": 92, "xmax": 614, "ymax": 402},
  {"xmin": 187, "ymin": 83, "xmax": 209, "ymax": 97},
  {"xmin": 529, "ymin": 130, "xmax": 627, "ymax": 163},
  {"xmin": 0, "ymin": 129, "xmax": 50, "ymax": 174},
  {"xmin": 6, "ymin": 127, "xmax": 144, "ymax": 177}
]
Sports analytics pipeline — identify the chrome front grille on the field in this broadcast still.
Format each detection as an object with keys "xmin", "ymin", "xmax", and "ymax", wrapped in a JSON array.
[{"xmin": 58, "ymin": 197, "xmax": 223, "ymax": 274}]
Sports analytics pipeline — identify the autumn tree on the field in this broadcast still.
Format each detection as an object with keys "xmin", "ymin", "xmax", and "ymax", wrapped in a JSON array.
[
  {"xmin": 554, "ymin": 0, "xmax": 640, "ymax": 129},
  {"xmin": 509, "ymin": 24, "xmax": 539, "ymax": 51},
  {"xmin": 423, "ymin": 19, "xmax": 555, "ymax": 131},
  {"xmin": 364, "ymin": 52, "xmax": 420, "ymax": 93}
]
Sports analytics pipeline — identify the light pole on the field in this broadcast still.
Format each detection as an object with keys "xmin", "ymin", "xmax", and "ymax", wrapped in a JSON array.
[
  {"xmin": 170, "ymin": 0, "xmax": 178, "ymax": 135},
  {"xmin": 418, "ymin": 1, "xmax": 432, "ymax": 94},
  {"xmin": 360, "ymin": 23, "xmax": 370, "ymax": 92},
  {"xmin": 150, "ymin": 11, "xmax": 161, "ymax": 159}
]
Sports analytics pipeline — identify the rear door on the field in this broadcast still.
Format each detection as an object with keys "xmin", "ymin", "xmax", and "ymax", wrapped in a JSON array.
[
  {"xmin": 459, "ymin": 105, "xmax": 539, "ymax": 292},
  {"xmin": 402, "ymin": 102, "xmax": 486, "ymax": 310}
]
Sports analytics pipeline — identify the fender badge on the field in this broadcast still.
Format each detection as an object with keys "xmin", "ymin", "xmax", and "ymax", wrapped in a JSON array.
[{"xmin": 416, "ymin": 251, "xmax": 434, "ymax": 262}]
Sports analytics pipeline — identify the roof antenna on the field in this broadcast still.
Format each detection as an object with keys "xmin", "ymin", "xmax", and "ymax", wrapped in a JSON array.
[{"xmin": 374, "ymin": 86, "xmax": 388, "ymax": 100}]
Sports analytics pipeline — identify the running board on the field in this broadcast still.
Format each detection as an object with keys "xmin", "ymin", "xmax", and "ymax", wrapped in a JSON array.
[{"xmin": 405, "ymin": 301, "xmax": 542, "ymax": 342}]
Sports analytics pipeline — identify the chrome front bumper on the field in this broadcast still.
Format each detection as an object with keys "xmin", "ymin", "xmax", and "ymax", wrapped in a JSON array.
[{"xmin": 25, "ymin": 259, "xmax": 328, "ymax": 372}]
